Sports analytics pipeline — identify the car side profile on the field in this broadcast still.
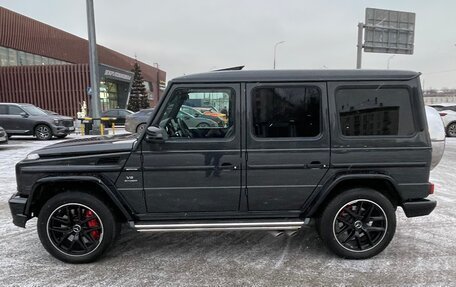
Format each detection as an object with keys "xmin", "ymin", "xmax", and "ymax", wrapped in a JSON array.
[
  {"xmin": 9, "ymin": 70, "xmax": 439, "ymax": 263},
  {"xmin": 0, "ymin": 103, "xmax": 74, "ymax": 140}
]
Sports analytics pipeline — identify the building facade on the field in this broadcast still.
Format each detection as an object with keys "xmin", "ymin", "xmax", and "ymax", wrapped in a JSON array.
[{"xmin": 0, "ymin": 7, "xmax": 166, "ymax": 117}]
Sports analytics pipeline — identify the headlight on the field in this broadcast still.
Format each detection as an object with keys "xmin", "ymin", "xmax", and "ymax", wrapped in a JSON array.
[
  {"xmin": 53, "ymin": 118, "xmax": 60, "ymax": 125},
  {"xmin": 25, "ymin": 153, "xmax": 40, "ymax": 160}
]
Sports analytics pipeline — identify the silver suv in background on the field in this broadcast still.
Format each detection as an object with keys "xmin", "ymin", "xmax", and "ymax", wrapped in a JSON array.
[
  {"xmin": 0, "ymin": 103, "xmax": 74, "ymax": 140},
  {"xmin": 125, "ymin": 108, "xmax": 155, "ymax": 134}
]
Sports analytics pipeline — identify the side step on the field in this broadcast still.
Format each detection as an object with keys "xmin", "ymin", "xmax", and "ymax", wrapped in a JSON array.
[{"xmin": 132, "ymin": 219, "xmax": 310, "ymax": 232}]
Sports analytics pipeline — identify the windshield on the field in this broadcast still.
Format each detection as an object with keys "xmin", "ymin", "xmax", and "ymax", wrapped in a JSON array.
[{"xmin": 21, "ymin": 105, "xmax": 48, "ymax": 116}]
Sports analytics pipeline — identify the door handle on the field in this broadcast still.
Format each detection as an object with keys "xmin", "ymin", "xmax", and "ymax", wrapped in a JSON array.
[{"xmin": 306, "ymin": 161, "xmax": 326, "ymax": 169}]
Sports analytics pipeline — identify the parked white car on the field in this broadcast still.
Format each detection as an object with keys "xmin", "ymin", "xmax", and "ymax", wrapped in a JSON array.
[{"xmin": 429, "ymin": 103, "xmax": 456, "ymax": 137}]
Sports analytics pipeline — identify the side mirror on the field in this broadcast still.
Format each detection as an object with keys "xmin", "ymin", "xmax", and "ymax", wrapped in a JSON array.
[
  {"xmin": 145, "ymin": 126, "xmax": 168, "ymax": 143},
  {"xmin": 20, "ymin": 112, "xmax": 29, "ymax": 118}
]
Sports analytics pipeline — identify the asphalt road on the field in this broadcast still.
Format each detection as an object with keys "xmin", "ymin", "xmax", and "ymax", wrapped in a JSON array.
[{"xmin": 0, "ymin": 136, "xmax": 455, "ymax": 287}]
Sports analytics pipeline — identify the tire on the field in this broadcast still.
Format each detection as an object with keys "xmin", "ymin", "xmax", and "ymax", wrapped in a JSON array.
[
  {"xmin": 35, "ymin": 124, "xmax": 53, "ymax": 140},
  {"xmin": 318, "ymin": 188, "xmax": 396, "ymax": 259},
  {"xmin": 136, "ymin": 123, "xmax": 146, "ymax": 134},
  {"xmin": 56, "ymin": 134, "xmax": 68, "ymax": 139},
  {"xmin": 197, "ymin": 122, "xmax": 210, "ymax": 128},
  {"xmin": 446, "ymin": 122, "xmax": 456, "ymax": 137},
  {"xmin": 37, "ymin": 192, "xmax": 119, "ymax": 263}
]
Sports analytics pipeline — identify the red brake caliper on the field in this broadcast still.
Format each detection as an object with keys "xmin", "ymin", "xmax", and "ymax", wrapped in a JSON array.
[{"xmin": 85, "ymin": 210, "xmax": 100, "ymax": 240}]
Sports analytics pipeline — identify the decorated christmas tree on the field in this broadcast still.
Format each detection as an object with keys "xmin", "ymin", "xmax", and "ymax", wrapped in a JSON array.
[{"xmin": 127, "ymin": 61, "xmax": 149, "ymax": 112}]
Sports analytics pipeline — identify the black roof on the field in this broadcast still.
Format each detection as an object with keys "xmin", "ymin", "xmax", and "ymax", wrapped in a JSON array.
[{"xmin": 172, "ymin": 69, "xmax": 420, "ymax": 83}]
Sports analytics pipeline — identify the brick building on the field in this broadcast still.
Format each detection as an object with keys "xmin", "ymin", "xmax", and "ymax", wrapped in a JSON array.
[{"xmin": 0, "ymin": 7, "xmax": 166, "ymax": 117}]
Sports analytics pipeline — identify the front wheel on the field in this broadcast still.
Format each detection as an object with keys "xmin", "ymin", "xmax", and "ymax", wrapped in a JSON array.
[
  {"xmin": 318, "ymin": 188, "xmax": 396, "ymax": 259},
  {"xmin": 35, "ymin": 124, "xmax": 53, "ymax": 140},
  {"xmin": 37, "ymin": 192, "xmax": 119, "ymax": 263}
]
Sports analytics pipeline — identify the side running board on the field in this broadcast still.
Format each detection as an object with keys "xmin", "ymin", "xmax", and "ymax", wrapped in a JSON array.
[{"xmin": 132, "ymin": 219, "xmax": 310, "ymax": 232}]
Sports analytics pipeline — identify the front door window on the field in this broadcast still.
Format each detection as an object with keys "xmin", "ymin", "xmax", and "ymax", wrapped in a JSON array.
[{"xmin": 156, "ymin": 87, "xmax": 234, "ymax": 139}]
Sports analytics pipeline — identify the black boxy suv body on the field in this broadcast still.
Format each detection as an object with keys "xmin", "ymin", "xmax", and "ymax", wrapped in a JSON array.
[
  {"xmin": 9, "ymin": 70, "xmax": 437, "ymax": 263},
  {"xmin": 0, "ymin": 103, "xmax": 74, "ymax": 140}
]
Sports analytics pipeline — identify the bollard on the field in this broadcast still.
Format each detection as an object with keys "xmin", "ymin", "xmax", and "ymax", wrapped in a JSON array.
[
  {"xmin": 112, "ymin": 121, "xmax": 116, "ymax": 135},
  {"xmin": 100, "ymin": 123, "xmax": 104, "ymax": 135}
]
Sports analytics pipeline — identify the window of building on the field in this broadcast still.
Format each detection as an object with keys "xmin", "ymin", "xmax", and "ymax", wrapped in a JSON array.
[
  {"xmin": 8, "ymin": 49, "xmax": 17, "ymax": 66},
  {"xmin": 0, "ymin": 47, "xmax": 8, "ymax": 66},
  {"xmin": 33, "ymin": 54, "xmax": 42, "ymax": 65},
  {"xmin": 17, "ymin": 51, "xmax": 27, "ymax": 65},
  {"xmin": 157, "ymin": 87, "xmax": 234, "ymax": 139},
  {"xmin": 336, "ymin": 87, "xmax": 415, "ymax": 136},
  {"xmin": 251, "ymin": 86, "xmax": 321, "ymax": 138},
  {"xmin": 26, "ymin": 53, "xmax": 34, "ymax": 65}
]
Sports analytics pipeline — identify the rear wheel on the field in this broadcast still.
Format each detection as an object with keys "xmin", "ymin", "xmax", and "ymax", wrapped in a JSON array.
[
  {"xmin": 136, "ymin": 123, "xmax": 147, "ymax": 134},
  {"xmin": 37, "ymin": 192, "xmax": 119, "ymax": 263},
  {"xmin": 318, "ymin": 188, "xmax": 396, "ymax": 259},
  {"xmin": 446, "ymin": 122, "xmax": 456, "ymax": 137},
  {"xmin": 197, "ymin": 122, "xmax": 210, "ymax": 128},
  {"xmin": 35, "ymin": 124, "xmax": 52, "ymax": 140}
]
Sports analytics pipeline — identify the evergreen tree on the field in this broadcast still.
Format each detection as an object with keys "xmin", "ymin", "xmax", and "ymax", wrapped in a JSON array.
[{"xmin": 127, "ymin": 61, "xmax": 149, "ymax": 112}]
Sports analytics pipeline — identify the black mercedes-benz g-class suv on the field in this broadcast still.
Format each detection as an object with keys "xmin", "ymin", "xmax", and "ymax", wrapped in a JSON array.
[{"xmin": 9, "ymin": 70, "xmax": 438, "ymax": 263}]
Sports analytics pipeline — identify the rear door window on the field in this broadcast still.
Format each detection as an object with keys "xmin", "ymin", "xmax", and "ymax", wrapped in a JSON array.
[
  {"xmin": 8, "ymin": 105, "xmax": 24, "ymax": 115},
  {"xmin": 251, "ymin": 86, "xmax": 321, "ymax": 138},
  {"xmin": 336, "ymin": 87, "xmax": 415, "ymax": 136}
]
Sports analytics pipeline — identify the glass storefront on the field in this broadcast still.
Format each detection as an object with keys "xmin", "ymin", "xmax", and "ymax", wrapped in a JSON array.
[
  {"xmin": 0, "ymin": 46, "xmax": 70, "ymax": 67},
  {"xmin": 100, "ymin": 81, "xmax": 119, "ymax": 111}
]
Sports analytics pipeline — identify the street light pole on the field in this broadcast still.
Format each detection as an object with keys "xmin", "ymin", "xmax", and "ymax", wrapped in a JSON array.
[
  {"xmin": 86, "ymin": 0, "xmax": 101, "ymax": 134},
  {"xmin": 153, "ymin": 62, "xmax": 160, "ymax": 105},
  {"xmin": 273, "ymin": 41, "xmax": 285, "ymax": 69},
  {"xmin": 387, "ymin": 55, "xmax": 395, "ymax": 69}
]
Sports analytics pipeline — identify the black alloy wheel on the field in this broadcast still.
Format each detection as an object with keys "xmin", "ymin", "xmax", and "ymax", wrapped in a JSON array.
[
  {"xmin": 35, "ymin": 124, "xmax": 52, "ymax": 140},
  {"xmin": 46, "ymin": 203, "xmax": 104, "ymax": 256},
  {"xmin": 333, "ymin": 199, "xmax": 387, "ymax": 252},
  {"xmin": 37, "ymin": 192, "xmax": 119, "ymax": 263},
  {"xmin": 318, "ymin": 188, "xmax": 396, "ymax": 259}
]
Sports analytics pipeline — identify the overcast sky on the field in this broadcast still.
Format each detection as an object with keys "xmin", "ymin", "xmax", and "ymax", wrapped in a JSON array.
[{"xmin": 2, "ymin": 0, "xmax": 456, "ymax": 89}]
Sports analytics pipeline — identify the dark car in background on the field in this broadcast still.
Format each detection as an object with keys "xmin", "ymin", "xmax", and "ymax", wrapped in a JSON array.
[
  {"xmin": 0, "ymin": 103, "xmax": 74, "ymax": 140},
  {"xmin": 125, "ymin": 108, "xmax": 155, "ymax": 133},
  {"xmin": 101, "ymin": 109, "xmax": 134, "ymax": 125},
  {"xmin": 0, "ymin": 126, "xmax": 7, "ymax": 144}
]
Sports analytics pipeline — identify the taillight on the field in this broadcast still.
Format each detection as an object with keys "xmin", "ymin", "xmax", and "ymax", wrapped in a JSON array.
[
  {"xmin": 429, "ymin": 182, "xmax": 435, "ymax": 194},
  {"xmin": 439, "ymin": 112, "xmax": 447, "ymax": 117}
]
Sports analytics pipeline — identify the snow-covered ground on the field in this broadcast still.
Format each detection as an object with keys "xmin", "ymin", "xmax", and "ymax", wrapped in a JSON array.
[{"xmin": 0, "ymin": 136, "xmax": 455, "ymax": 286}]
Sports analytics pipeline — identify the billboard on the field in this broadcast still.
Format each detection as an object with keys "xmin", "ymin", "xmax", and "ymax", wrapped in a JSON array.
[{"xmin": 364, "ymin": 8, "xmax": 416, "ymax": 55}]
